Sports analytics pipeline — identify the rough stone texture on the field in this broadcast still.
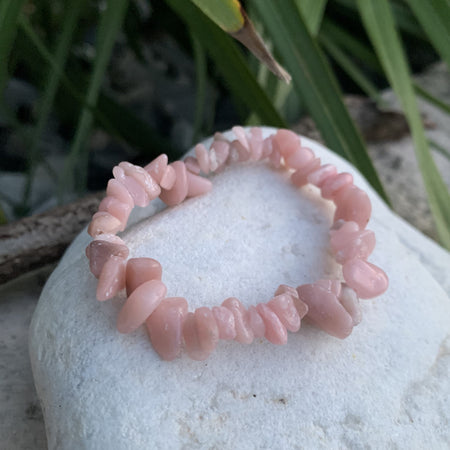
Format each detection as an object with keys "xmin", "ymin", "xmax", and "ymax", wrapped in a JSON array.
[
  {"xmin": 30, "ymin": 128, "xmax": 450, "ymax": 449},
  {"xmin": 0, "ymin": 269, "xmax": 49, "ymax": 449}
]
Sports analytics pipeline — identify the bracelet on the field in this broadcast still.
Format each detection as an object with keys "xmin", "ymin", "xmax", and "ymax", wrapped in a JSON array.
[{"xmin": 86, "ymin": 127, "xmax": 388, "ymax": 361}]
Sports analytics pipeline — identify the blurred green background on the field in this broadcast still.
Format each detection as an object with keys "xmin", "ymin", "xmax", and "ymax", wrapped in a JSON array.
[{"xmin": 0, "ymin": 0, "xmax": 449, "ymax": 248}]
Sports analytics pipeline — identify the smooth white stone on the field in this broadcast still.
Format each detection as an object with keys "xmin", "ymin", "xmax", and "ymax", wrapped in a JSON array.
[{"xmin": 30, "ymin": 127, "xmax": 450, "ymax": 449}]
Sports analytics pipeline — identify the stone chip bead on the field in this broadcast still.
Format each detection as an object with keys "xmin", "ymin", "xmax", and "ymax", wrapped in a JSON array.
[
  {"xmin": 222, "ymin": 298, "xmax": 254, "ymax": 344},
  {"xmin": 212, "ymin": 306, "xmax": 236, "ymax": 341},
  {"xmin": 330, "ymin": 220, "xmax": 376, "ymax": 264},
  {"xmin": 297, "ymin": 281, "xmax": 354, "ymax": 339},
  {"xmin": 125, "ymin": 257, "xmax": 162, "ymax": 296},
  {"xmin": 267, "ymin": 294, "xmax": 301, "ymax": 332},
  {"xmin": 343, "ymin": 259, "xmax": 388, "ymax": 299},
  {"xmin": 334, "ymin": 185, "xmax": 372, "ymax": 229},
  {"xmin": 98, "ymin": 196, "xmax": 132, "ymax": 231},
  {"xmin": 144, "ymin": 154, "xmax": 168, "ymax": 183},
  {"xmin": 159, "ymin": 161, "xmax": 188, "ymax": 206},
  {"xmin": 86, "ymin": 234, "xmax": 129, "ymax": 278},
  {"xmin": 117, "ymin": 280, "xmax": 167, "ymax": 334},
  {"xmin": 97, "ymin": 256, "xmax": 126, "ymax": 301},
  {"xmin": 256, "ymin": 303, "xmax": 288, "ymax": 345},
  {"xmin": 146, "ymin": 297, "xmax": 188, "ymax": 361},
  {"xmin": 88, "ymin": 212, "xmax": 122, "ymax": 237}
]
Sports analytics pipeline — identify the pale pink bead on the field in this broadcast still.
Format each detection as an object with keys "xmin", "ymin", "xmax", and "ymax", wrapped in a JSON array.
[
  {"xmin": 330, "ymin": 221, "xmax": 376, "ymax": 263},
  {"xmin": 267, "ymin": 293, "xmax": 301, "ymax": 332},
  {"xmin": 209, "ymin": 140, "xmax": 229, "ymax": 172},
  {"xmin": 321, "ymin": 172, "xmax": 353, "ymax": 200},
  {"xmin": 343, "ymin": 259, "xmax": 388, "ymax": 299},
  {"xmin": 249, "ymin": 127, "xmax": 263, "ymax": 160},
  {"xmin": 183, "ymin": 312, "xmax": 210, "ymax": 361},
  {"xmin": 229, "ymin": 140, "xmax": 250, "ymax": 162},
  {"xmin": 307, "ymin": 164, "xmax": 338, "ymax": 187},
  {"xmin": 195, "ymin": 307, "xmax": 219, "ymax": 354},
  {"xmin": 315, "ymin": 278, "xmax": 342, "ymax": 297},
  {"xmin": 186, "ymin": 170, "xmax": 213, "ymax": 198},
  {"xmin": 232, "ymin": 125, "xmax": 249, "ymax": 150},
  {"xmin": 106, "ymin": 179, "xmax": 134, "ymax": 208},
  {"xmin": 291, "ymin": 158, "xmax": 321, "ymax": 187},
  {"xmin": 195, "ymin": 143, "xmax": 210, "ymax": 174},
  {"xmin": 98, "ymin": 196, "xmax": 132, "ymax": 231},
  {"xmin": 214, "ymin": 132, "xmax": 229, "ymax": 142},
  {"xmin": 88, "ymin": 211, "xmax": 122, "ymax": 237},
  {"xmin": 116, "ymin": 279, "xmax": 167, "ymax": 334},
  {"xmin": 272, "ymin": 129, "xmax": 301, "ymax": 158},
  {"xmin": 119, "ymin": 162, "xmax": 161, "ymax": 200},
  {"xmin": 113, "ymin": 166, "xmax": 149, "ymax": 207},
  {"xmin": 222, "ymin": 297, "xmax": 254, "ymax": 344},
  {"xmin": 212, "ymin": 306, "xmax": 236, "ymax": 340},
  {"xmin": 256, "ymin": 303, "xmax": 287, "ymax": 345},
  {"xmin": 125, "ymin": 257, "xmax": 162, "ymax": 296},
  {"xmin": 284, "ymin": 147, "xmax": 315, "ymax": 170},
  {"xmin": 269, "ymin": 148, "xmax": 282, "ymax": 168},
  {"xmin": 159, "ymin": 161, "xmax": 188, "ymax": 206},
  {"xmin": 339, "ymin": 284, "xmax": 362, "ymax": 326},
  {"xmin": 96, "ymin": 256, "xmax": 126, "ymax": 301},
  {"xmin": 334, "ymin": 185, "xmax": 372, "ymax": 229},
  {"xmin": 274, "ymin": 284, "xmax": 308, "ymax": 319},
  {"xmin": 86, "ymin": 235, "xmax": 129, "ymax": 278},
  {"xmin": 160, "ymin": 165, "xmax": 176, "ymax": 190},
  {"xmin": 247, "ymin": 305, "xmax": 265, "ymax": 338},
  {"xmin": 261, "ymin": 136, "xmax": 273, "ymax": 158},
  {"xmin": 146, "ymin": 297, "xmax": 188, "ymax": 361},
  {"xmin": 184, "ymin": 156, "xmax": 201, "ymax": 174},
  {"xmin": 296, "ymin": 281, "xmax": 354, "ymax": 339},
  {"xmin": 144, "ymin": 154, "xmax": 168, "ymax": 183}
]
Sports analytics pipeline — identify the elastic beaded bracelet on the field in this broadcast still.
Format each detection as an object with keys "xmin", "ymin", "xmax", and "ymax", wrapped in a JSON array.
[{"xmin": 86, "ymin": 127, "xmax": 389, "ymax": 361}]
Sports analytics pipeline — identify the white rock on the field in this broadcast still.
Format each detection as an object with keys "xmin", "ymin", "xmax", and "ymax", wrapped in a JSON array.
[{"xmin": 30, "ymin": 127, "xmax": 450, "ymax": 450}]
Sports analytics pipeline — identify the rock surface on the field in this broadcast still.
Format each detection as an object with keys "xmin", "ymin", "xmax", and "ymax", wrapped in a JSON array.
[{"xmin": 30, "ymin": 128, "xmax": 450, "ymax": 449}]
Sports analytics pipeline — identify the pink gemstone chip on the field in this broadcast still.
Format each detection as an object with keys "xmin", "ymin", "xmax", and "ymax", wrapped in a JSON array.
[
  {"xmin": 334, "ymin": 185, "xmax": 372, "ymax": 229},
  {"xmin": 272, "ymin": 129, "xmax": 301, "ymax": 158},
  {"xmin": 117, "ymin": 279, "xmax": 167, "ymax": 334},
  {"xmin": 186, "ymin": 171, "xmax": 213, "ymax": 198},
  {"xmin": 182, "ymin": 313, "xmax": 210, "ymax": 361},
  {"xmin": 222, "ymin": 297, "xmax": 254, "ymax": 344},
  {"xmin": 96, "ymin": 256, "xmax": 126, "ymax": 301},
  {"xmin": 146, "ymin": 297, "xmax": 188, "ymax": 361},
  {"xmin": 144, "ymin": 154, "xmax": 168, "ymax": 183},
  {"xmin": 291, "ymin": 158, "xmax": 321, "ymax": 187},
  {"xmin": 195, "ymin": 144, "xmax": 210, "ymax": 174},
  {"xmin": 113, "ymin": 166, "xmax": 150, "ymax": 207},
  {"xmin": 307, "ymin": 164, "xmax": 338, "ymax": 188},
  {"xmin": 296, "ymin": 281, "xmax": 354, "ymax": 339},
  {"xmin": 212, "ymin": 306, "xmax": 236, "ymax": 340},
  {"xmin": 195, "ymin": 307, "xmax": 219, "ymax": 354},
  {"xmin": 247, "ymin": 305, "xmax": 266, "ymax": 338},
  {"xmin": 160, "ymin": 165, "xmax": 176, "ymax": 190},
  {"xmin": 249, "ymin": 127, "xmax": 264, "ymax": 160},
  {"xmin": 321, "ymin": 172, "xmax": 353, "ymax": 200},
  {"xmin": 88, "ymin": 211, "xmax": 122, "ymax": 237},
  {"xmin": 267, "ymin": 293, "xmax": 301, "ymax": 332},
  {"xmin": 284, "ymin": 146, "xmax": 315, "ymax": 170},
  {"xmin": 86, "ymin": 235, "xmax": 129, "ymax": 278},
  {"xmin": 256, "ymin": 303, "xmax": 288, "ymax": 345},
  {"xmin": 184, "ymin": 156, "xmax": 201, "ymax": 175},
  {"xmin": 159, "ymin": 161, "xmax": 188, "ymax": 206},
  {"xmin": 126, "ymin": 257, "xmax": 162, "ymax": 296},
  {"xmin": 106, "ymin": 179, "xmax": 134, "ymax": 208},
  {"xmin": 98, "ymin": 196, "xmax": 132, "ymax": 231},
  {"xmin": 343, "ymin": 259, "xmax": 388, "ymax": 299}
]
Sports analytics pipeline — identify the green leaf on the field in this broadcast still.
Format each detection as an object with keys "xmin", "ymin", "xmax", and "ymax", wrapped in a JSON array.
[
  {"xmin": 21, "ymin": 1, "xmax": 86, "ymax": 208},
  {"xmin": 294, "ymin": 0, "xmax": 327, "ymax": 35},
  {"xmin": 357, "ymin": 0, "xmax": 450, "ymax": 249},
  {"xmin": 405, "ymin": 0, "xmax": 450, "ymax": 71},
  {"xmin": 165, "ymin": 0, "xmax": 286, "ymax": 128},
  {"xmin": 319, "ymin": 33, "xmax": 382, "ymax": 103},
  {"xmin": 190, "ymin": 0, "xmax": 244, "ymax": 33},
  {"xmin": 414, "ymin": 83, "xmax": 450, "ymax": 116},
  {"xmin": 191, "ymin": 34, "xmax": 208, "ymax": 143},
  {"xmin": 253, "ymin": 0, "xmax": 388, "ymax": 202},
  {"xmin": 0, "ymin": 0, "xmax": 26, "ymax": 94},
  {"xmin": 60, "ymin": 0, "xmax": 129, "ymax": 197}
]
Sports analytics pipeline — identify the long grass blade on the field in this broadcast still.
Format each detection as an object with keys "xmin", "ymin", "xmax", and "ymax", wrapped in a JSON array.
[
  {"xmin": 294, "ymin": 0, "xmax": 327, "ymax": 35},
  {"xmin": 405, "ymin": 0, "xmax": 450, "ymax": 71},
  {"xmin": 319, "ymin": 33, "xmax": 382, "ymax": 103},
  {"xmin": 414, "ymin": 83, "xmax": 450, "ymax": 116},
  {"xmin": 0, "ymin": 0, "xmax": 26, "ymax": 94},
  {"xmin": 21, "ymin": 0, "xmax": 86, "ymax": 208},
  {"xmin": 253, "ymin": 0, "xmax": 388, "ymax": 201},
  {"xmin": 165, "ymin": 0, "xmax": 286, "ymax": 128},
  {"xmin": 191, "ymin": 34, "xmax": 208, "ymax": 143},
  {"xmin": 357, "ymin": 0, "xmax": 450, "ymax": 248},
  {"xmin": 60, "ymin": 0, "xmax": 129, "ymax": 197}
]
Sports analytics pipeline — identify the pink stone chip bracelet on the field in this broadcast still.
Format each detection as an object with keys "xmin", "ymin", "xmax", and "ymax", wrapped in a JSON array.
[{"xmin": 86, "ymin": 127, "xmax": 389, "ymax": 361}]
